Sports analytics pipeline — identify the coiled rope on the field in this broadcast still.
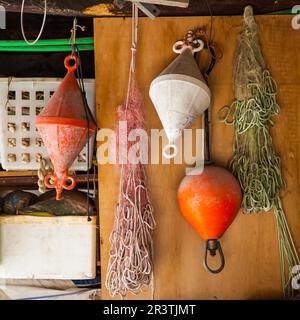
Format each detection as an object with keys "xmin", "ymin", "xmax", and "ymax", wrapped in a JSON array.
[
  {"xmin": 37, "ymin": 155, "xmax": 53, "ymax": 194},
  {"xmin": 220, "ymin": 71, "xmax": 300, "ymax": 300}
]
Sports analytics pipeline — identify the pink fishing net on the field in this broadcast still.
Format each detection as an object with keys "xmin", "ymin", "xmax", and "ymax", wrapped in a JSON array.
[{"xmin": 106, "ymin": 76, "xmax": 156, "ymax": 297}]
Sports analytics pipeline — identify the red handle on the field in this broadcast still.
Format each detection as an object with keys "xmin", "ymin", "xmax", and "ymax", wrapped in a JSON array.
[
  {"xmin": 64, "ymin": 55, "xmax": 79, "ymax": 73},
  {"xmin": 62, "ymin": 176, "xmax": 76, "ymax": 190},
  {"xmin": 44, "ymin": 174, "xmax": 76, "ymax": 190},
  {"xmin": 44, "ymin": 174, "xmax": 57, "ymax": 189}
]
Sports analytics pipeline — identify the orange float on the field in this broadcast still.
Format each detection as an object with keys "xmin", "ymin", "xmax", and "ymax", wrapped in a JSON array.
[
  {"xmin": 36, "ymin": 55, "xmax": 96, "ymax": 200},
  {"xmin": 178, "ymin": 165, "xmax": 242, "ymax": 273}
]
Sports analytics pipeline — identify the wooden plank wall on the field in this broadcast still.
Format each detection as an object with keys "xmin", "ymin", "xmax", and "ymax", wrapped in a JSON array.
[{"xmin": 94, "ymin": 16, "xmax": 300, "ymax": 299}]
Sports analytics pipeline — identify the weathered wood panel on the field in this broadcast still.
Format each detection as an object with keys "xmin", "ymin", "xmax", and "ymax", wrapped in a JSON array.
[{"xmin": 95, "ymin": 16, "xmax": 300, "ymax": 299}]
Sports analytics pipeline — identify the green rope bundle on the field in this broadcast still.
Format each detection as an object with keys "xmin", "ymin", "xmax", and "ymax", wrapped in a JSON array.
[
  {"xmin": 219, "ymin": 6, "xmax": 300, "ymax": 299},
  {"xmin": 221, "ymin": 71, "xmax": 283, "ymax": 212}
]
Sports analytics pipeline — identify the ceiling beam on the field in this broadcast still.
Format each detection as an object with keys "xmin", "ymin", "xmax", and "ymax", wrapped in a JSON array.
[{"xmin": 0, "ymin": 0, "xmax": 299, "ymax": 17}]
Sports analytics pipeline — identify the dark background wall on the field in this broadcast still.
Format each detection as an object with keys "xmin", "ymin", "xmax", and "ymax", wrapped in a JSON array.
[{"xmin": 0, "ymin": 12, "xmax": 94, "ymax": 78}]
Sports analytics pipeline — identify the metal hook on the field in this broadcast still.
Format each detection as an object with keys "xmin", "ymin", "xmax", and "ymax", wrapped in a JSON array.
[{"xmin": 203, "ymin": 239, "xmax": 225, "ymax": 274}]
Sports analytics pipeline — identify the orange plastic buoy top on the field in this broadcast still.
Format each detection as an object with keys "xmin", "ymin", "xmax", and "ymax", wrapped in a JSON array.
[
  {"xmin": 178, "ymin": 165, "xmax": 242, "ymax": 273},
  {"xmin": 36, "ymin": 55, "xmax": 96, "ymax": 200}
]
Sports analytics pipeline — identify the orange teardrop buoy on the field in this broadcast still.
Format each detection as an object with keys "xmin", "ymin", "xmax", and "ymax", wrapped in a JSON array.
[
  {"xmin": 178, "ymin": 165, "xmax": 242, "ymax": 273},
  {"xmin": 36, "ymin": 55, "xmax": 96, "ymax": 200}
]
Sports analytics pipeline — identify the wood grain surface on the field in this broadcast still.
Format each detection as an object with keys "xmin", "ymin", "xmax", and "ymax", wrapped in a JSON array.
[{"xmin": 94, "ymin": 16, "xmax": 300, "ymax": 299}]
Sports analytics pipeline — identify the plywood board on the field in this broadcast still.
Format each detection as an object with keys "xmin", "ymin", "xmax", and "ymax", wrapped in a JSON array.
[{"xmin": 94, "ymin": 16, "xmax": 300, "ymax": 299}]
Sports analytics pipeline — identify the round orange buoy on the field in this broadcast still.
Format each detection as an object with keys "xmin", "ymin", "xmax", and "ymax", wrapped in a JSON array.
[
  {"xmin": 36, "ymin": 55, "xmax": 96, "ymax": 200},
  {"xmin": 177, "ymin": 165, "xmax": 242, "ymax": 273}
]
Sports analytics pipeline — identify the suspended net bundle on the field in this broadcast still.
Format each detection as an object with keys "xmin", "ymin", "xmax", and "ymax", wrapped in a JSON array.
[
  {"xmin": 219, "ymin": 5, "xmax": 299, "ymax": 299},
  {"xmin": 106, "ymin": 76, "xmax": 156, "ymax": 298}
]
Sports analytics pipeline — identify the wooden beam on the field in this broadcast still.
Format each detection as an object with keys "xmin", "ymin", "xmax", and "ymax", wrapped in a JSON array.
[
  {"xmin": 130, "ymin": 0, "xmax": 189, "ymax": 8},
  {"xmin": 0, "ymin": 170, "xmax": 37, "ymax": 177},
  {"xmin": 0, "ymin": 0, "xmax": 299, "ymax": 17},
  {"xmin": 0, "ymin": 174, "xmax": 98, "ymax": 189},
  {"xmin": 0, "ymin": 0, "xmax": 126, "ymax": 16}
]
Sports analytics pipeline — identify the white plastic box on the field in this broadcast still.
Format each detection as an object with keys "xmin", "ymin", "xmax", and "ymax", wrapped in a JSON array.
[{"xmin": 0, "ymin": 215, "xmax": 97, "ymax": 279}]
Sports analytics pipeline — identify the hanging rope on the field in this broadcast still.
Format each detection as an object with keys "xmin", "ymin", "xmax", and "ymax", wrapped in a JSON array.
[
  {"xmin": 219, "ymin": 6, "xmax": 300, "ymax": 299},
  {"xmin": 37, "ymin": 155, "xmax": 53, "ymax": 194},
  {"xmin": 21, "ymin": 0, "xmax": 47, "ymax": 45},
  {"xmin": 125, "ymin": 3, "xmax": 138, "ymax": 108},
  {"xmin": 71, "ymin": 43, "xmax": 97, "ymax": 222},
  {"xmin": 106, "ymin": 3, "xmax": 156, "ymax": 298},
  {"xmin": 69, "ymin": 17, "xmax": 85, "ymax": 49},
  {"xmin": 190, "ymin": 26, "xmax": 218, "ymax": 165},
  {"xmin": 68, "ymin": 14, "xmax": 97, "ymax": 221}
]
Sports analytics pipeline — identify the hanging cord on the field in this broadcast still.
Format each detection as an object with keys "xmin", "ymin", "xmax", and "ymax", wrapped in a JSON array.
[
  {"xmin": 72, "ymin": 44, "xmax": 97, "ymax": 222},
  {"xmin": 69, "ymin": 17, "xmax": 86, "ymax": 49},
  {"xmin": 21, "ymin": 0, "xmax": 47, "ymax": 45},
  {"xmin": 5, "ymin": 76, "xmax": 13, "ymax": 114},
  {"xmin": 192, "ymin": 26, "xmax": 217, "ymax": 164},
  {"xmin": 203, "ymin": 45, "xmax": 216, "ymax": 164},
  {"xmin": 204, "ymin": 0, "xmax": 214, "ymax": 43},
  {"xmin": 130, "ymin": 3, "xmax": 138, "ymax": 74},
  {"xmin": 203, "ymin": 109, "xmax": 212, "ymax": 163},
  {"xmin": 125, "ymin": 3, "xmax": 138, "ymax": 110},
  {"xmin": 70, "ymin": 16, "xmax": 96, "ymax": 222},
  {"xmin": 93, "ymin": 160, "xmax": 97, "ymax": 199}
]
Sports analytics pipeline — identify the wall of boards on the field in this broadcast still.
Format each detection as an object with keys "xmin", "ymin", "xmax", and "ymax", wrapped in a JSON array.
[{"xmin": 95, "ymin": 15, "xmax": 300, "ymax": 299}]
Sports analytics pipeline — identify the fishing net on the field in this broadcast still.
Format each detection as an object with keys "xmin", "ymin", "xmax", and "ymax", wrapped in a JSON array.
[
  {"xmin": 219, "ymin": 5, "xmax": 300, "ymax": 299},
  {"xmin": 106, "ymin": 4, "xmax": 155, "ymax": 298},
  {"xmin": 106, "ymin": 76, "xmax": 155, "ymax": 298}
]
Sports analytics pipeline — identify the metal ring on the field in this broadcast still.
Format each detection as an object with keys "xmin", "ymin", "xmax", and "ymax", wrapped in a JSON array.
[
  {"xmin": 172, "ymin": 39, "xmax": 205, "ymax": 54},
  {"xmin": 203, "ymin": 239, "xmax": 225, "ymax": 274},
  {"xmin": 192, "ymin": 39, "xmax": 205, "ymax": 53},
  {"xmin": 172, "ymin": 40, "xmax": 185, "ymax": 54},
  {"xmin": 163, "ymin": 143, "xmax": 178, "ymax": 159}
]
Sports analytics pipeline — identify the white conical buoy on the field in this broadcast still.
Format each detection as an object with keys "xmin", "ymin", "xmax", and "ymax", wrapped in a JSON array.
[{"xmin": 149, "ymin": 39, "xmax": 211, "ymax": 158}]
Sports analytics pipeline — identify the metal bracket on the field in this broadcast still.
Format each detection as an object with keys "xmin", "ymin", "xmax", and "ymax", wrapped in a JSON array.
[{"xmin": 114, "ymin": 0, "xmax": 160, "ymax": 19}]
